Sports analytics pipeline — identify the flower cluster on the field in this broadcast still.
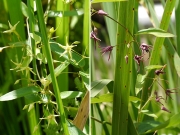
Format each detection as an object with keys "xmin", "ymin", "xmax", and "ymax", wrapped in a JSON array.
[
  {"xmin": 91, "ymin": 10, "xmax": 115, "ymax": 61},
  {"xmin": 153, "ymin": 69, "xmax": 178, "ymax": 113},
  {"xmin": 91, "ymin": 8, "xmax": 178, "ymax": 115}
]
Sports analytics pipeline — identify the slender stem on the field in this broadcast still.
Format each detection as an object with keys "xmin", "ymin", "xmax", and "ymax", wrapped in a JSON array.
[
  {"xmin": 35, "ymin": 0, "xmax": 69, "ymax": 134},
  {"xmin": 105, "ymin": 15, "xmax": 140, "ymax": 46},
  {"xmin": 91, "ymin": 116, "xmax": 112, "ymax": 125}
]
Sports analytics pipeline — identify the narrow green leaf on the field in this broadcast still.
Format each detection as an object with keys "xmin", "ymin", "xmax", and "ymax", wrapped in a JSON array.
[
  {"xmin": 0, "ymin": 23, "xmax": 8, "ymax": 29},
  {"xmin": 92, "ymin": 0, "xmax": 127, "ymax": 3},
  {"xmin": 44, "ymin": 60, "xmax": 70, "ymax": 88},
  {"xmin": 91, "ymin": 79, "xmax": 113, "ymax": 97},
  {"xmin": 144, "ymin": 113, "xmax": 180, "ymax": 134},
  {"xmin": 136, "ymin": 28, "xmax": 175, "ymax": 37},
  {"xmin": 140, "ymin": 110, "xmax": 157, "ymax": 118},
  {"xmin": 21, "ymin": 2, "xmax": 29, "ymax": 17},
  {"xmin": 48, "ymin": 9, "xmax": 84, "ymax": 17},
  {"xmin": 129, "ymin": 96, "xmax": 141, "ymax": 102},
  {"xmin": 136, "ymin": 121, "xmax": 162, "ymax": 134},
  {"xmin": 91, "ymin": 93, "xmax": 141, "ymax": 104},
  {"xmin": 145, "ymin": 65, "xmax": 164, "ymax": 71},
  {"xmin": 61, "ymin": 91, "xmax": 84, "ymax": 99},
  {"xmin": 0, "ymin": 86, "xmax": 41, "ymax": 101},
  {"xmin": 166, "ymin": 113, "xmax": 180, "ymax": 128},
  {"xmin": 91, "ymin": 93, "xmax": 113, "ymax": 103},
  {"xmin": 135, "ymin": 74, "xmax": 147, "ymax": 95},
  {"xmin": 174, "ymin": 53, "xmax": 180, "ymax": 77},
  {"xmin": 30, "ymin": 33, "xmax": 41, "ymax": 44},
  {"xmin": 79, "ymin": 71, "xmax": 89, "ymax": 90},
  {"xmin": 67, "ymin": 120, "xmax": 86, "ymax": 135},
  {"xmin": 106, "ymin": 80, "xmax": 114, "ymax": 93}
]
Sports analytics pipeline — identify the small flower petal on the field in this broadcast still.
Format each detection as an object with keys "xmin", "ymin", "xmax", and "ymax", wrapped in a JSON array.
[
  {"xmin": 97, "ymin": 10, "xmax": 108, "ymax": 16},
  {"xmin": 134, "ymin": 54, "xmax": 143, "ymax": 72},
  {"xmin": 91, "ymin": 31, "xmax": 101, "ymax": 49},
  {"xmin": 165, "ymin": 88, "xmax": 178, "ymax": 100},
  {"xmin": 161, "ymin": 106, "xmax": 171, "ymax": 113},
  {"xmin": 100, "ymin": 45, "xmax": 114, "ymax": 61}
]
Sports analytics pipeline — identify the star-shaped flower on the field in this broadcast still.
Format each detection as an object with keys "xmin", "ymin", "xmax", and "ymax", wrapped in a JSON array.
[
  {"xmin": 3, "ymin": 21, "xmax": 20, "ymax": 39},
  {"xmin": 57, "ymin": 37, "xmax": 78, "ymax": 59}
]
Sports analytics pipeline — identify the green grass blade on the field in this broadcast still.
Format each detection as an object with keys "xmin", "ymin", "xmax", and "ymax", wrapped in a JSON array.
[
  {"xmin": 35, "ymin": 0, "xmax": 69, "ymax": 134},
  {"xmin": 112, "ymin": 1, "xmax": 135, "ymax": 134},
  {"xmin": 176, "ymin": 0, "xmax": 180, "ymax": 54}
]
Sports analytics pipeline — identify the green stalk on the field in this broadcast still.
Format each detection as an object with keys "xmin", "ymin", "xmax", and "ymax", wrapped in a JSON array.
[
  {"xmin": 27, "ymin": 0, "xmax": 41, "ymax": 134},
  {"xmin": 176, "ymin": 0, "xmax": 180, "ymax": 55},
  {"xmin": 112, "ymin": 1, "xmax": 135, "ymax": 135},
  {"xmin": 139, "ymin": 0, "xmax": 176, "ymax": 121},
  {"xmin": 102, "ymin": 3, "xmax": 117, "ymax": 61},
  {"xmin": 83, "ymin": 0, "xmax": 90, "ymax": 56},
  {"xmin": 5, "ymin": 0, "xmax": 30, "ymax": 134},
  {"xmin": 55, "ymin": 1, "xmax": 70, "ymax": 94},
  {"xmin": 35, "ymin": 0, "xmax": 69, "ymax": 134}
]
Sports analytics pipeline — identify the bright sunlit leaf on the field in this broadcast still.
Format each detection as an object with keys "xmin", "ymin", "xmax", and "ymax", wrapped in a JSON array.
[
  {"xmin": 141, "ymin": 110, "xmax": 157, "ymax": 118},
  {"xmin": 91, "ymin": 94, "xmax": 141, "ymax": 103},
  {"xmin": 91, "ymin": 93, "xmax": 113, "ymax": 103},
  {"xmin": 92, "ymin": 0, "xmax": 127, "ymax": 3},
  {"xmin": 48, "ymin": 9, "xmax": 84, "ymax": 17},
  {"xmin": 135, "ymin": 73, "xmax": 147, "ymax": 95},
  {"xmin": 136, "ymin": 28, "xmax": 175, "ymax": 37},
  {"xmin": 61, "ymin": 91, "xmax": 84, "ymax": 99},
  {"xmin": 21, "ymin": 2, "xmax": 29, "ymax": 17},
  {"xmin": 145, "ymin": 65, "xmax": 164, "ymax": 71},
  {"xmin": 174, "ymin": 53, "xmax": 180, "ymax": 77},
  {"xmin": 91, "ymin": 79, "xmax": 113, "ymax": 97},
  {"xmin": 0, "ymin": 86, "xmax": 41, "ymax": 101}
]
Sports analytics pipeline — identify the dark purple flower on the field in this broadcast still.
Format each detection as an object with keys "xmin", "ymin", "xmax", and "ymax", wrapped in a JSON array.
[
  {"xmin": 155, "ymin": 68, "xmax": 165, "ymax": 76},
  {"xmin": 100, "ymin": 45, "xmax": 114, "ymax": 61},
  {"xmin": 134, "ymin": 55, "xmax": 143, "ymax": 72},
  {"xmin": 97, "ymin": 10, "xmax": 108, "ymax": 16},
  {"xmin": 154, "ymin": 91, "xmax": 164, "ymax": 105},
  {"xmin": 91, "ymin": 30, "xmax": 101, "ymax": 49},
  {"xmin": 140, "ymin": 43, "xmax": 152, "ymax": 54},
  {"xmin": 161, "ymin": 106, "xmax": 171, "ymax": 113},
  {"xmin": 155, "ymin": 65, "xmax": 166, "ymax": 76},
  {"xmin": 165, "ymin": 88, "xmax": 178, "ymax": 100}
]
